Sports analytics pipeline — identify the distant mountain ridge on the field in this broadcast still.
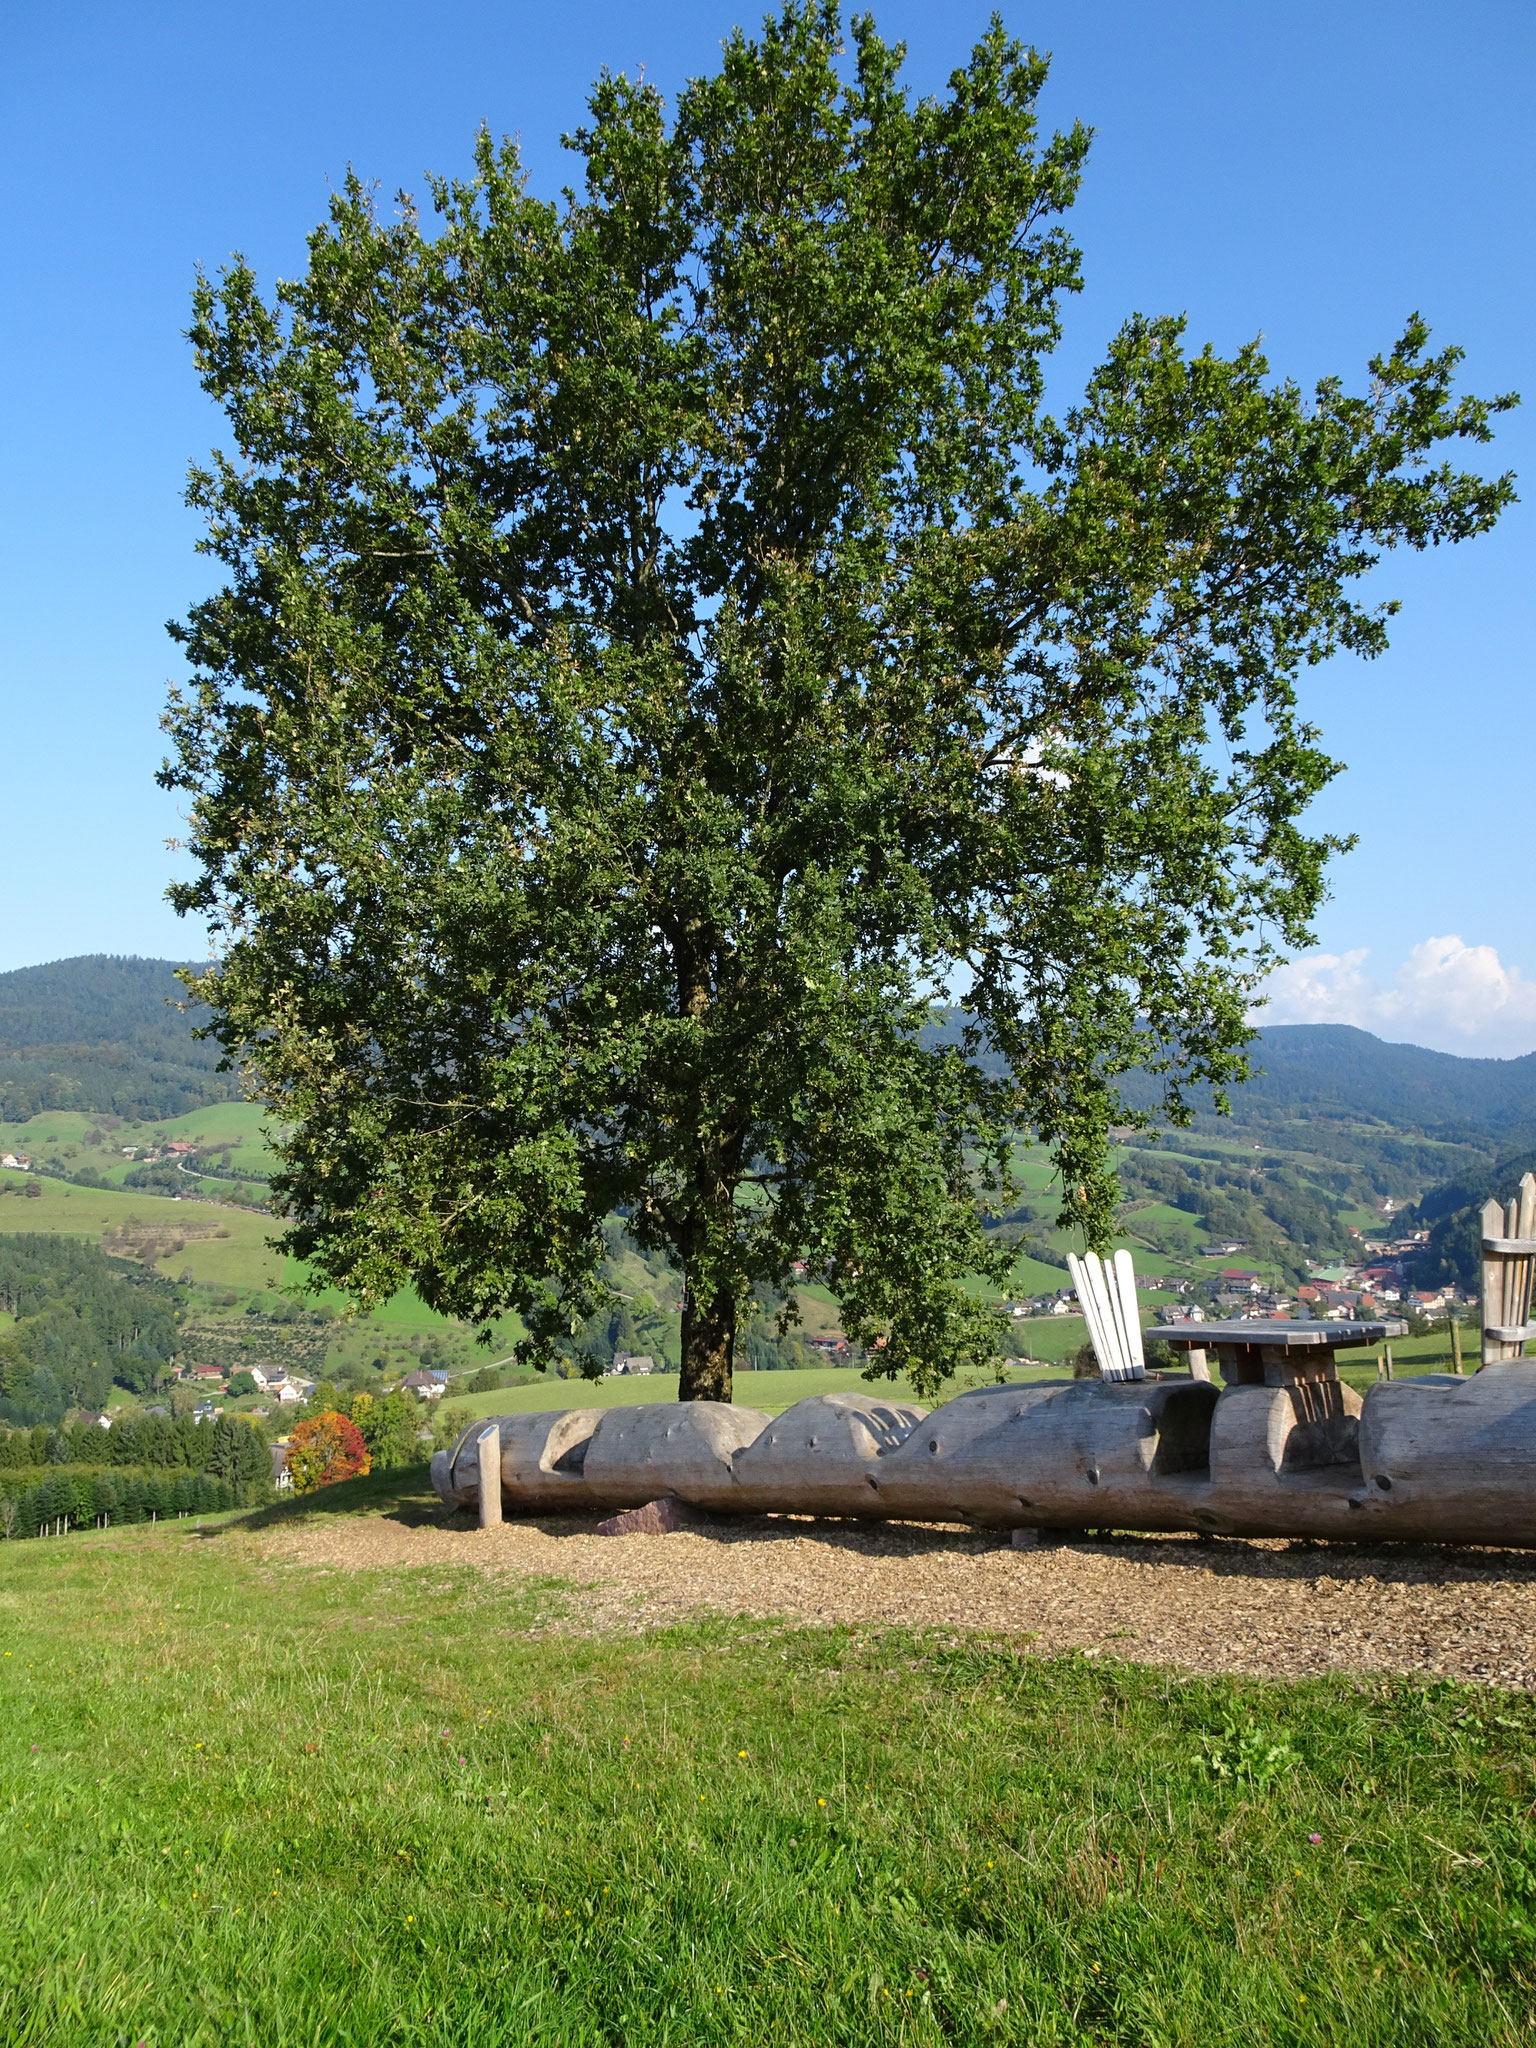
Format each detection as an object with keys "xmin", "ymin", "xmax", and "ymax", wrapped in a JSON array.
[
  {"xmin": 929, "ymin": 1011, "xmax": 1536, "ymax": 1142},
  {"xmin": 0, "ymin": 955, "xmax": 238, "ymax": 1122},
  {"xmin": 6, "ymin": 959, "xmax": 1536, "ymax": 1139},
  {"xmin": 1213, "ymin": 1024, "xmax": 1536, "ymax": 1134}
]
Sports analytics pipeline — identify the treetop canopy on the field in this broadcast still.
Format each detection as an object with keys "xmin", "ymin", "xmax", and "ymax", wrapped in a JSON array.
[{"xmin": 164, "ymin": 2, "xmax": 1516, "ymax": 1399}]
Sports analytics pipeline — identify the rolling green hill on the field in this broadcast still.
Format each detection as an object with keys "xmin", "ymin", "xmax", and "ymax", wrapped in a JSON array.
[
  {"xmin": 16, "ymin": 960, "xmax": 1536, "ymax": 1148},
  {"xmin": 7, "ymin": 959, "xmax": 1535, "ymax": 1397},
  {"xmin": 1170, "ymin": 1023, "xmax": 1536, "ymax": 1139},
  {"xmin": 933, "ymin": 1010, "xmax": 1536, "ymax": 1144}
]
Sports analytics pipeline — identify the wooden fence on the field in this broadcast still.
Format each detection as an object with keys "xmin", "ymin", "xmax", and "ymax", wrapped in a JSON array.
[{"xmin": 1481, "ymin": 1171, "xmax": 1536, "ymax": 1366}]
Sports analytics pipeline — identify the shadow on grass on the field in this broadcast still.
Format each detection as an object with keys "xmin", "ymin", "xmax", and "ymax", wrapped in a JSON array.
[
  {"xmin": 475, "ymin": 1505, "xmax": 1536, "ymax": 1587},
  {"xmin": 199, "ymin": 1466, "xmax": 1536, "ymax": 1590},
  {"xmin": 198, "ymin": 1461, "xmax": 444, "ymax": 1539}
]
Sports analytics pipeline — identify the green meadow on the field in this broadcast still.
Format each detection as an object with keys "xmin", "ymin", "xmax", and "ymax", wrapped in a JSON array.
[
  {"xmin": 0, "ymin": 1131, "xmax": 509, "ymax": 1380},
  {"xmin": 0, "ymin": 1103, "xmax": 276, "ymax": 1192},
  {"xmin": 0, "ymin": 1103, "xmax": 1480, "ymax": 1427},
  {"xmin": 438, "ymin": 1362, "xmax": 1078, "ymax": 1427},
  {"xmin": 0, "ymin": 1178, "xmax": 285, "ymax": 1291},
  {"xmin": 1, "ymin": 1471, "xmax": 1532, "ymax": 2045}
]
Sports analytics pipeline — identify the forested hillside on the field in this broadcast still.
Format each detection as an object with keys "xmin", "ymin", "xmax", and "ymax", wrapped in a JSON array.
[
  {"xmin": 0, "ymin": 1236, "xmax": 181, "ymax": 1424},
  {"xmin": 1113, "ymin": 1027, "xmax": 1536, "ymax": 1281},
  {"xmin": 1128, "ymin": 1024, "xmax": 1536, "ymax": 1143},
  {"xmin": 1397, "ymin": 1149, "xmax": 1536, "ymax": 1291},
  {"xmin": 0, "ymin": 956, "xmax": 239, "ymax": 1120},
  {"xmin": 12, "ymin": 963, "xmax": 1536, "ymax": 1146},
  {"xmin": 930, "ymin": 1011, "xmax": 1536, "ymax": 1141},
  {"xmin": 918, "ymin": 1011, "xmax": 1536, "ymax": 1282}
]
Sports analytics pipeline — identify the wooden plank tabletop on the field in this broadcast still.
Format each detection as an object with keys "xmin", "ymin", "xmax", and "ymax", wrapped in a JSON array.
[{"xmin": 1151, "ymin": 1318, "xmax": 1406, "ymax": 1350}]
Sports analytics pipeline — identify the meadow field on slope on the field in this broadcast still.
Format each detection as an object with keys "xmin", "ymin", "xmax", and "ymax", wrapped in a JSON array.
[{"xmin": 2, "ymin": 1468, "xmax": 1533, "ymax": 2046}]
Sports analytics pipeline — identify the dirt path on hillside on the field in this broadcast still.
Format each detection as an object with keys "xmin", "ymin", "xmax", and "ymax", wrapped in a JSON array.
[{"xmin": 258, "ymin": 1506, "xmax": 1536, "ymax": 1690}]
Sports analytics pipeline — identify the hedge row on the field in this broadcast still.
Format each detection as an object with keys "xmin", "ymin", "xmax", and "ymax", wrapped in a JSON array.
[
  {"xmin": 2, "ymin": 1468, "xmax": 250, "ymax": 1538},
  {"xmin": 0, "ymin": 1463, "xmax": 271, "ymax": 1505}
]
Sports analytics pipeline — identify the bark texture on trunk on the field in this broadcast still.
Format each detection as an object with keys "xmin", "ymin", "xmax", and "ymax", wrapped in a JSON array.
[{"xmin": 679, "ymin": 1284, "xmax": 736, "ymax": 1403}]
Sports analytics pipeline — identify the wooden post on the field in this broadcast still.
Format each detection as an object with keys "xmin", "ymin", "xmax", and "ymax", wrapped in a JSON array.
[
  {"xmin": 1383, "ymin": 1345, "xmax": 1393, "ymax": 1382},
  {"xmin": 1450, "ymin": 1314, "xmax": 1463, "ymax": 1376},
  {"xmin": 1186, "ymin": 1347, "xmax": 1211, "ymax": 1383},
  {"xmin": 1481, "ymin": 1173, "xmax": 1536, "ymax": 1365},
  {"xmin": 476, "ymin": 1425, "xmax": 502, "ymax": 1530}
]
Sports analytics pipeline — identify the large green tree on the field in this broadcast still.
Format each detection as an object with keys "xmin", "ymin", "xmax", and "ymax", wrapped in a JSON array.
[{"xmin": 163, "ymin": 5, "xmax": 1514, "ymax": 1401}]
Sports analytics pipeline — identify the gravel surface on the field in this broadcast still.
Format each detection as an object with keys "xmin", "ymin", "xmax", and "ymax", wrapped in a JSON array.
[{"xmin": 265, "ymin": 1506, "xmax": 1536, "ymax": 1690}]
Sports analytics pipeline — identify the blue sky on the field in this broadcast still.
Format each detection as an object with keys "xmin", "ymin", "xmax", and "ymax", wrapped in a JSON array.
[{"xmin": 2, "ymin": 0, "xmax": 1530, "ymax": 1050}]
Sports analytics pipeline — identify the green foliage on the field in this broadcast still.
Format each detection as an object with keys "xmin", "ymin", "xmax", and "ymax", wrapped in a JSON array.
[
  {"xmin": 203, "ymin": 1414, "xmax": 271, "ymax": 1498},
  {"xmin": 349, "ymin": 1390, "xmax": 419, "ymax": 1471},
  {"xmin": 431, "ymin": 1402, "xmax": 473, "ymax": 1454},
  {"xmin": 2, "ymin": 1498, "xmax": 1535, "ymax": 2039},
  {"xmin": 740, "ymin": 1320, "xmax": 826, "ymax": 1371},
  {"xmin": 0, "ymin": 1413, "xmax": 272, "ymax": 1526},
  {"xmin": 120, "ymin": 1155, "xmax": 269, "ymax": 1209},
  {"xmin": 1197, "ymin": 1718, "xmax": 1302, "ymax": 1793},
  {"xmin": 103, "ymin": 1410, "xmax": 218, "ymax": 1470},
  {"xmin": 0, "ymin": 1424, "xmax": 50, "ymax": 1467},
  {"xmin": 1, "ymin": 1465, "xmax": 242, "ymax": 1534},
  {"xmin": 163, "ymin": 5, "xmax": 1513, "ymax": 1403},
  {"xmin": 0, "ymin": 1234, "xmax": 180, "ymax": 1423},
  {"xmin": 0, "ymin": 1409, "xmax": 269, "ymax": 1494}
]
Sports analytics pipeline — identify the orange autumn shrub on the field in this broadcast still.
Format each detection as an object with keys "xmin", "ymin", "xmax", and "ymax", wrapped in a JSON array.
[{"xmin": 285, "ymin": 1410, "xmax": 371, "ymax": 1493}]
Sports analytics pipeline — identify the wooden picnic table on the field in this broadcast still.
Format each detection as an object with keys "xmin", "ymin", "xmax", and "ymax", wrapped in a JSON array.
[{"xmin": 1150, "ymin": 1317, "xmax": 1407, "ymax": 1387}]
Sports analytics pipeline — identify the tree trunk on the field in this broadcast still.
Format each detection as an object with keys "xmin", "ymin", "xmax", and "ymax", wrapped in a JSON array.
[{"xmin": 679, "ymin": 1284, "xmax": 736, "ymax": 1403}]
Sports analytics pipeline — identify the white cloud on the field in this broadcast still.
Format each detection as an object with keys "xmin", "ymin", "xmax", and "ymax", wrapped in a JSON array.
[{"xmin": 1254, "ymin": 936, "xmax": 1536, "ymax": 1060}]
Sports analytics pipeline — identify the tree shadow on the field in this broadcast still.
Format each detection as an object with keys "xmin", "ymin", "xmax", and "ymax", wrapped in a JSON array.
[
  {"xmin": 191, "ymin": 1470, "xmax": 1536, "ymax": 1587},
  {"xmin": 1062, "ymin": 1530, "xmax": 1536, "ymax": 1587},
  {"xmin": 193, "ymin": 1462, "xmax": 444, "ymax": 1538},
  {"xmin": 504, "ymin": 1509, "xmax": 1536, "ymax": 1584}
]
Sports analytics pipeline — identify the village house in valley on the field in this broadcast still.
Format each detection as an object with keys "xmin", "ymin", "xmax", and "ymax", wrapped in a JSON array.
[{"xmin": 401, "ymin": 1368, "xmax": 449, "ymax": 1399}]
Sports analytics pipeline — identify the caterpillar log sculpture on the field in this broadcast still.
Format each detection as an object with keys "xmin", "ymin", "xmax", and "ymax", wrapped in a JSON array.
[{"xmin": 433, "ymin": 1324, "xmax": 1536, "ymax": 1547}]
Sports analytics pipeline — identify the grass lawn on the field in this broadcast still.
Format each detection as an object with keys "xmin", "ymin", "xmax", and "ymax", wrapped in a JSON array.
[
  {"xmin": 1119, "ymin": 1201, "xmax": 1207, "ymax": 1254},
  {"xmin": 1336, "ymin": 1323, "xmax": 1480, "ymax": 1395},
  {"xmin": 0, "ymin": 1176, "xmax": 491, "ymax": 1349},
  {"xmin": 1, "ymin": 1470, "xmax": 1532, "ymax": 2044},
  {"xmin": 0, "ymin": 1180, "xmax": 287, "ymax": 1290},
  {"xmin": 285, "ymin": 1265, "xmax": 504, "ymax": 1335},
  {"xmin": 0, "ymin": 1111, "xmax": 104, "ymax": 1157},
  {"xmin": 999, "ymin": 1249, "xmax": 1075, "ymax": 1296},
  {"xmin": 0, "ymin": 1103, "xmax": 280, "ymax": 1194},
  {"xmin": 154, "ymin": 1102, "xmax": 275, "ymax": 1149}
]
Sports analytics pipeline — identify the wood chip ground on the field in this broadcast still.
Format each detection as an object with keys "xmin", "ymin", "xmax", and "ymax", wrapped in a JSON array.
[{"xmin": 264, "ymin": 1507, "xmax": 1536, "ymax": 1691}]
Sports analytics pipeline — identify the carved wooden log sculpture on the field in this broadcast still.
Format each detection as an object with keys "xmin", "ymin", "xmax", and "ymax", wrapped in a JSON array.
[{"xmin": 430, "ymin": 1367, "xmax": 1536, "ymax": 1547}]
